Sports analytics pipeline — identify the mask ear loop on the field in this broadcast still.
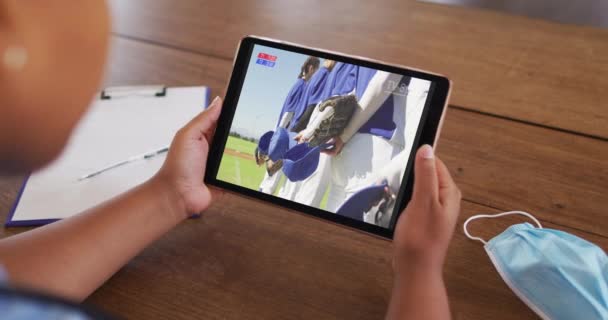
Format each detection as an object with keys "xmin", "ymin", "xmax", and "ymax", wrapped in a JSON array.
[{"xmin": 463, "ymin": 211, "xmax": 543, "ymax": 245}]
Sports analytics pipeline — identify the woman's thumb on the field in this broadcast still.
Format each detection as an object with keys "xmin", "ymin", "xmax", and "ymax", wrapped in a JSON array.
[
  {"xmin": 412, "ymin": 144, "xmax": 438, "ymax": 202},
  {"xmin": 182, "ymin": 96, "xmax": 222, "ymax": 139}
]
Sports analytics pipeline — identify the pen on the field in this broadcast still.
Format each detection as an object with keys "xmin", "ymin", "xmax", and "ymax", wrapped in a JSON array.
[{"xmin": 78, "ymin": 146, "xmax": 169, "ymax": 181}]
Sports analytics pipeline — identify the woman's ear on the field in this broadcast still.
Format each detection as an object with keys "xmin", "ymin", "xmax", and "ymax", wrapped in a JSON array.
[
  {"xmin": 2, "ymin": 45, "xmax": 28, "ymax": 71},
  {"xmin": 0, "ymin": 7, "xmax": 35, "ymax": 172},
  {"xmin": 0, "ymin": 4, "xmax": 28, "ymax": 73}
]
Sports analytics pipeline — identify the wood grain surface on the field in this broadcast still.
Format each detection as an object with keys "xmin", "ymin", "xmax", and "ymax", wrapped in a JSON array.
[
  {"xmin": 82, "ymin": 197, "xmax": 608, "ymax": 319},
  {"xmin": 420, "ymin": 0, "xmax": 608, "ymax": 29},
  {"xmin": 1, "ymin": 1, "xmax": 607, "ymax": 319},
  {"xmin": 108, "ymin": 0, "xmax": 608, "ymax": 139}
]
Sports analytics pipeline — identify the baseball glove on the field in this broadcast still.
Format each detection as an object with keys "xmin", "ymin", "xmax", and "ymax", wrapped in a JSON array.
[{"xmin": 306, "ymin": 94, "xmax": 359, "ymax": 147}]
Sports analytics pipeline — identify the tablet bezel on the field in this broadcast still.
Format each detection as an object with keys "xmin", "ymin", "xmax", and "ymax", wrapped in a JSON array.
[{"xmin": 205, "ymin": 35, "xmax": 451, "ymax": 239}]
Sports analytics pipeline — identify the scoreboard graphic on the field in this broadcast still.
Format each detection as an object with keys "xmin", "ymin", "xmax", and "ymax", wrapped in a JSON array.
[{"xmin": 256, "ymin": 52, "xmax": 277, "ymax": 67}]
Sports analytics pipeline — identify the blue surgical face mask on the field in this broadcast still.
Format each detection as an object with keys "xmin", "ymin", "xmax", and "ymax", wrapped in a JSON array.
[{"xmin": 463, "ymin": 211, "xmax": 608, "ymax": 320}]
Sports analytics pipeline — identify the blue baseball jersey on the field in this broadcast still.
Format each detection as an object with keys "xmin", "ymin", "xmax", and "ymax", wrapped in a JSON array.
[
  {"xmin": 289, "ymin": 62, "xmax": 356, "ymax": 131},
  {"xmin": 291, "ymin": 66, "xmax": 330, "ymax": 127},
  {"xmin": 288, "ymin": 63, "xmax": 408, "ymax": 140},
  {"xmin": 323, "ymin": 62, "xmax": 358, "ymax": 97},
  {"xmin": 276, "ymin": 78, "xmax": 307, "ymax": 127}
]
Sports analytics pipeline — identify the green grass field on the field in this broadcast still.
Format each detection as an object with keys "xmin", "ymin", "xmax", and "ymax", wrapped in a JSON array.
[
  {"xmin": 217, "ymin": 136, "xmax": 330, "ymax": 209},
  {"xmin": 217, "ymin": 137, "xmax": 266, "ymax": 190},
  {"xmin": 225, "ymin": 136, "xmax": 257, "ymax": 154}
]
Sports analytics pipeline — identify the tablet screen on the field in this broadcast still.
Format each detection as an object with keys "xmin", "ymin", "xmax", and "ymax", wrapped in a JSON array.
[{"xmin": 215, "ymin": 43, "xmax": 435, "ymax": 230}]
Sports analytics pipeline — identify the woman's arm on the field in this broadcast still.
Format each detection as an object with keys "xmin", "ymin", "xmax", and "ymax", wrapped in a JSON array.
[
  {"xmin": 0, "ymin": 178, "xmax": 185, "ymax": 301},
  {"xmin": 0, "ymin": 97, "xmax": 223, "ymax": 301},
  {"xmin": 387, "ymin": 263, "xmax": 450, "ymax": 320},
  {"xmin": 386, "ymin": 145, "xmax": 461, "ymax": 320}
]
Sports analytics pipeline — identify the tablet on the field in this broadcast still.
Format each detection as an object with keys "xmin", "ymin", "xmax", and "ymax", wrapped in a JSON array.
[{"xmin": 205, "ymin": 36, "xmax": 451, "ymax": 239}]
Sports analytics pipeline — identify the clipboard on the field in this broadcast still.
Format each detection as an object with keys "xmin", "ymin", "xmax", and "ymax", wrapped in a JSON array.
[{"xmin": 6, "ymin": 85, "xmax": 210, "ymax": 227}]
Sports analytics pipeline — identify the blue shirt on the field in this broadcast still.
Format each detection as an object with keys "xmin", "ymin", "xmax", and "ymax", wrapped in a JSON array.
[
  {"xmin": 323, "ymin": 62, "xmax": 358, "ymax": 98},
  {"xmin": 289, "ymin": 62, "xmax": 357, "ymax": 131},
  {"xmin": 291, "ymin": 67, "xmax": 330, "ymax": 127},
  {"xmin": 276, "ymin": 78, "xmax": 307, "ymax": 127},
  {"xmin": 0, "ymin": 265, "xmax": 95, "ymax": 319}
]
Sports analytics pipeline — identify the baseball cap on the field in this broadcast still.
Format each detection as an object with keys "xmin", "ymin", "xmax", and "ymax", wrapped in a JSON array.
[
  {"xmin": 336, "ymin": 183, "xmax": 388, "ymax": 221},
  {"xmin": 257, "ymin": 130, "xmax": 274, "ymax": 155},
  {"xmin": 268, "ymin": 127, "xmax": 297, "ymax": 161},
  {"xmin": 282, "ymin": 143, "xmax": 322, "ymax": 182}
]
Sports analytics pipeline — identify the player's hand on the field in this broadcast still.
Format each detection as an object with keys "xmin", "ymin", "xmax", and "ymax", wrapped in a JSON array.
[
  {"xmin": 294, "ymin": 132, "xmax": 306, "ymax": 144},
  {"xmin": 374, "ymin": 178, "xmax": 393, "ymax": 203},
  {"xmin": 321, "ymin": 137, "xmax": 345, "ymax": 156},
  {"xmin": 392, "ymin": 145, "xmax": 461, "ymax": 276},
  {"xmin": 153, "ymin": 96, "xmax": 225, "ymax": 219}
]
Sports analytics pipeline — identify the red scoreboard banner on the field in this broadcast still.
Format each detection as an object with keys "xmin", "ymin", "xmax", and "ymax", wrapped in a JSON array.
[{"xmin": 256, "ymin": 52, "xmax": 277, "ymax": 67}]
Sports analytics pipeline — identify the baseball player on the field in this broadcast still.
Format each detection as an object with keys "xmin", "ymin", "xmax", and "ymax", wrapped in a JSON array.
[
  {"xmin": 323, "ymin": 69, "xmax": 404, "ymax": 212},
  {"xmin": 289, "ymin": 67, "xmax": 402, "ymax": 212},
  {"xmin": 258, "ymin": 56, "xmax": 320, "ymax": 194},
  {"xmin": 275, "ymin": 59, "xmax": 334, "ymax": 202},
  {"xmin": 324, "ymin": 70, "xmax": 431, "ymax": 217},
  {"xmin": 278, "ymin": 61, "xmax": 358, "ymax": 205},
  {"xmin": 347, "ymin": 77, "xmax": 431, "ymax": 226}
]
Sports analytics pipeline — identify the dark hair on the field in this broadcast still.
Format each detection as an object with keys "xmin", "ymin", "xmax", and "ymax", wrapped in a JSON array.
[{"xmin": 299, "ymin": 56, "xmax": 320, "ymax": 78}]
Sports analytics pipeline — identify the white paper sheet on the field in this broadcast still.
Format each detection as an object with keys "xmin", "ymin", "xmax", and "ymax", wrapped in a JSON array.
[{"xmin": 9, "ymin": 86, "xmax": 209, "ymax": 224}]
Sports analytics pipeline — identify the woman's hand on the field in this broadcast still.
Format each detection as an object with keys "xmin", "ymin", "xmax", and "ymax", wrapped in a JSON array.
[
  {"xmin": 0, "ymin": 96, "xmax": 225, "ymax": 301},
  {"xmin": 393, "ymin": 144, "xmax": 461, "ymax": 274},
  {"xmin": 386, "ymin": 145, "xmax": 460, "ymax": 320},
  {"xmin": 153, "ymin": 96, "xmax": 224, "ymax": 219}
]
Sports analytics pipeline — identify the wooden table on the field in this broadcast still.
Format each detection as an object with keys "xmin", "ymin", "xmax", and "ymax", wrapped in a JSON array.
[{"xmin": 1, "ymin": 1, "xmax": 607, "ymax": 318}]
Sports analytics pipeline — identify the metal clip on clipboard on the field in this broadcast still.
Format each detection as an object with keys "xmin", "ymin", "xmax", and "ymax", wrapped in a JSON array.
[{"xmin": 100, "ymin": 85, "xmax": 167, "ymax": 100}]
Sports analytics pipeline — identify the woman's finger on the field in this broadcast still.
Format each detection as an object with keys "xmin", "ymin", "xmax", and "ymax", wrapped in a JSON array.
[
  {"xmin": 435, "ymin": 157, "xmax": 461, "ymax": 206},
  {"xmin": 412, "ymin": 145, "xmax": 439, "ymax": 203},
  {"xmin": 183, "ymin": 96, "xmax": 223, "ymax": 140}
]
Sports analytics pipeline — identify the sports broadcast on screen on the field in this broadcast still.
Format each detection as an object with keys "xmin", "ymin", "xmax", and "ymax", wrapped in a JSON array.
[{"xmin": 217, "ymin": 44, "xmax": 432, "ymax": 229}]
